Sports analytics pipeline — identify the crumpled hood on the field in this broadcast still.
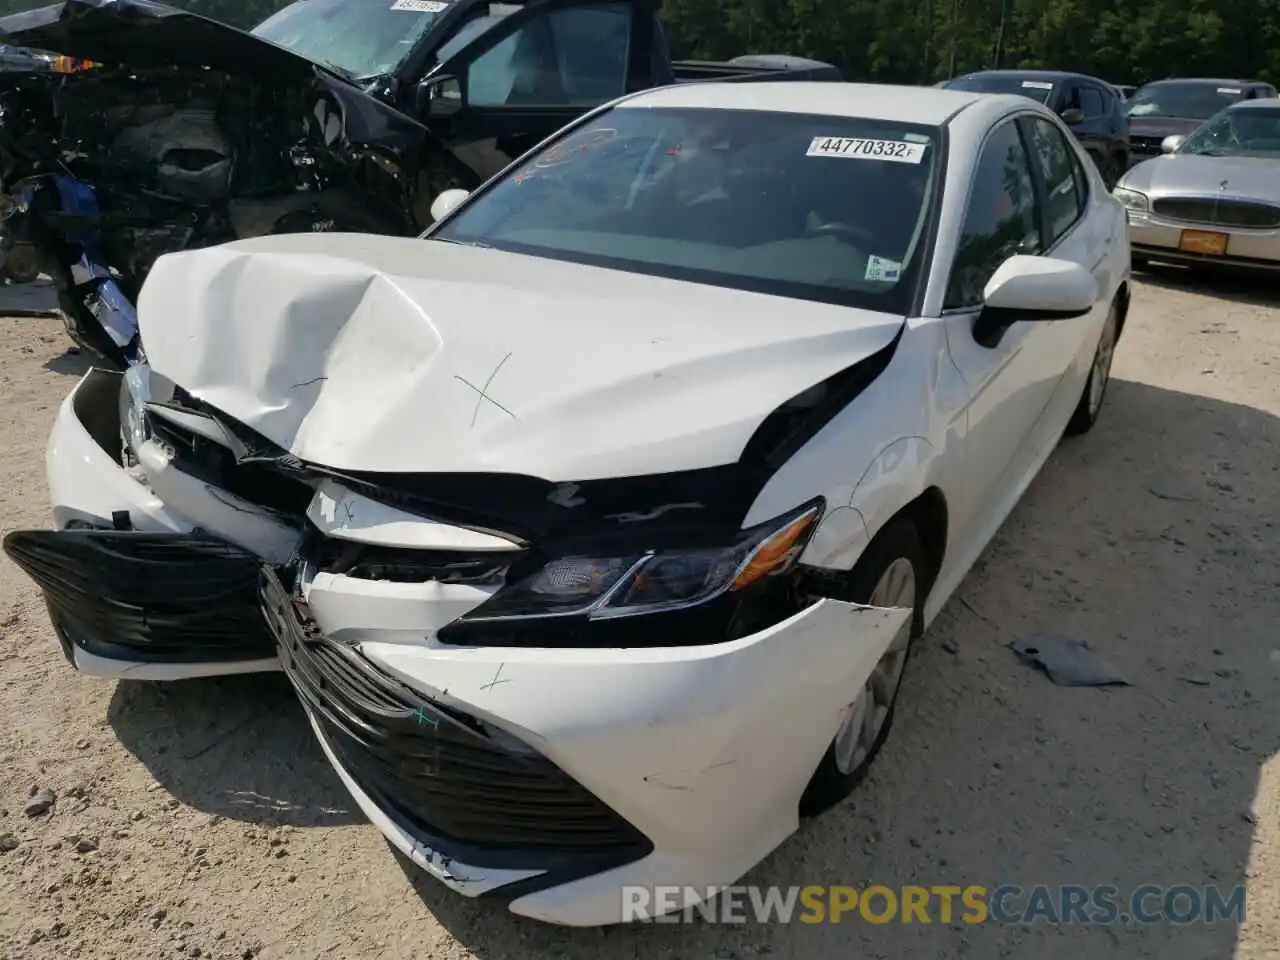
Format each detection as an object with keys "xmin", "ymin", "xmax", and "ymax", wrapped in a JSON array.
[
  {"xmin": 0, "ymin": 0, "xmax": 320, "ymax": 80},
  {"xmin": 1123, "ymin": 153, "xmax": 1280, "ymax": 201},
  {"xmin": 138, "ymin": 233, "xmax": 904, "ymax": 480}
]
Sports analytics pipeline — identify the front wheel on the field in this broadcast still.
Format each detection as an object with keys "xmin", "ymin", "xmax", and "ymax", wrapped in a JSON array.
[
  {"xmin": 799, "ymin": 518, "xmax": 925, "ymax": 817},
  {"xmin": 1064, "ymin": 297, "xmax": 1120, "ymax": 436}
]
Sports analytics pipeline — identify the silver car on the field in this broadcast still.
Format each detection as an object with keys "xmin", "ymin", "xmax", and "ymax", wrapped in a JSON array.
[{"xmin": 1115, "ymin": 99, "xmax": 1280, "ymax": 270}]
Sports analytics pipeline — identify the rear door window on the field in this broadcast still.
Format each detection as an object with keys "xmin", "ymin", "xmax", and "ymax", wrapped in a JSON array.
[{"xmin": 1022, "ymin": 117, "xmax": 1085, "ymax": 244}]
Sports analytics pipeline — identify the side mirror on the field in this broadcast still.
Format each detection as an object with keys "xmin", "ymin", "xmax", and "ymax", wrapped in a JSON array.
[
  {"xmin": 1058, "ymin": 107, "xmax": 1084, "ymax": 125},
  {"xmin": 984, "ymin": 254, "xmax": 1097, "ymax": 317},
  {"xmin": 430, "ymin": 188, "xmax": 470, "ymax": 222},
  {"xmin": 416, "ymin": 74, "xmax": 462, "ymax": 118},
  {"xmin": 973, "ymin": 254, "xmax": 1096, "ymax": 347},
  {"xmin": 1161, "ymin": 134, "xmax": 1185, "ymax": 154}
]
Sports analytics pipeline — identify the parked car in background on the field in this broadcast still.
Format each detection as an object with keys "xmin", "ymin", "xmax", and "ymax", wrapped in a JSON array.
[
  {"xmin": 1112, "ymin": 83, "xmax": 1136, "ymax": 100},
  {"xmin": 940, "ymin": 70, "xmax": 1130, "ymax": 186},
  {"xmin": 1125, "ymin": 78, "xmax": 1278, "ymax": 164},
  {"xmin": 1116, "ymin": 98, "xmax": 1280, "ymax": 272},
  {"xmin": 5, "ymin": 81, "xmax": 1129, "ymax": 925}
]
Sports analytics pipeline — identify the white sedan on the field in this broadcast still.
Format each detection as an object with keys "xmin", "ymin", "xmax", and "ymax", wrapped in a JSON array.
[{"xmin": 5, "ymin": 81, "xmax": 1129, "ymax": 925}]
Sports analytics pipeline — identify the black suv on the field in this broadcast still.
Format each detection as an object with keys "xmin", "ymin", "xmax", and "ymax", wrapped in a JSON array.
[
  {"xmin": 1125, "ymin": 78, "xmax": 1278, "ymax": 164},
  {"xmin": 941, "ymin": 70, "xmax": 1130, "ymax": 186}
]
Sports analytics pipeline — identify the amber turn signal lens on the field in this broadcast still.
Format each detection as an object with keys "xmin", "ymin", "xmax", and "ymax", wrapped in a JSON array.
[{"xmin": 729, "ymin": 508, "xmax": 818, "ymax": 592}]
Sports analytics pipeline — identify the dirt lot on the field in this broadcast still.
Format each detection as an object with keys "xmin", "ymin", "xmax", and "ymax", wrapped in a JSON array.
[{"xmin": 0, "ymin": 269, "xmax": 1277, "ymax": 960}]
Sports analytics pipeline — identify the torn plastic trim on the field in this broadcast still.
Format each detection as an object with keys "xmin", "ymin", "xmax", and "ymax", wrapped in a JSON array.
[{"xmin": 3, "ymin": 529, "xmax": 277, "ymax": 664}]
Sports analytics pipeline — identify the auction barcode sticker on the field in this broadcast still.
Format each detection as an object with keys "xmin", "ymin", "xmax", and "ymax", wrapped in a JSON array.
[
  {"xmin": 806, "ymin": 136, "xmax": 926, "ymax": 163},
  {"xmin": 391, "ymin": 0, "xmax": 449, "ymax": 11},
  {"xmin": 1022, "ymin": 80, "xmax": 1054, "ymax": 90}
]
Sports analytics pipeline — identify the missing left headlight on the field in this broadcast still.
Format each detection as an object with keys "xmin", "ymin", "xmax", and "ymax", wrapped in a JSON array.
[{"xmin": 437, "ymin": 498, "xmax": 824, "ymax": 648}]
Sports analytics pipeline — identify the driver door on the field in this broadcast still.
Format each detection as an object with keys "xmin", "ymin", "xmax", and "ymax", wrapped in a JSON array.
[
  {"xmin": 940, "ymin": 116, "xmax": 1068, "ymax": 549},
  {"xmin": 417, "ymin": 0, "xmax": 650, "ymax": 187}
]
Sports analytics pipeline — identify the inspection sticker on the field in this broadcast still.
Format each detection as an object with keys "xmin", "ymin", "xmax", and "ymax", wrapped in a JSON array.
[
  {"xmin": 391, "ymin": 0, "xmax": 449, "ymax": 11},
  {"xmin": 865, "ymin": 255, "xmax": 902, "ymax": 282},
  {"xmin": 806, "ymin": 136, "xmax": 926, "ymax": 163},
  {"xmin": 1022, "ymin": 80, "xmax": 1054, "ymax": 89}
]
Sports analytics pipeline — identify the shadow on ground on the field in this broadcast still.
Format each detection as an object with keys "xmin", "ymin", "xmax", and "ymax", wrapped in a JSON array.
[
  {"xmin": 42, "ymin": 348, "xmax": 92, "ymax": 377},
  {"xmin": 107, "ymin": 672, "xmax": 361, "ymax": 828},
  {"xmin": 1136, "ymin": 262, "xmax": 1280, "ymax": 307},
  {"xmin": 390, "ymin": 378, "xmax": 1280, "ymax": 960}
]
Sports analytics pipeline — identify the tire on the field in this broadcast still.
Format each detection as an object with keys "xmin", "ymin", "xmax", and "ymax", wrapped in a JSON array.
[
  {"xmin": 799, "ymin": 517, "xmax": 926, "ymax": 817},
  {"xmin": 1064, "ymin": 296, "xmax": 1120, "ymax": 436}
]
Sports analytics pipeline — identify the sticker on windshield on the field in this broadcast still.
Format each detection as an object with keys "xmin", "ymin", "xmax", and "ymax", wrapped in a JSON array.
[
  {"xmin": 1022, "ymin": 80, "xmax": 1054, "ymax": 90},
  {"xmin": 865, "ymin": 255, "xmax": 902, "ymax": 282},
  {"xmin": 1218, "ymin": 87, "xmax": 1242, "ymax": 94},
  {"xmin": 806, "ymin": 136, "xmax": 926, "ymax": 163},
  {"xmin": 391, "ymin": 0, "xmax": 448, "ymax": 11}
]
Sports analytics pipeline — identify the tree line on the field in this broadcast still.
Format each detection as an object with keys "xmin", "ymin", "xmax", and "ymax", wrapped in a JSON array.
[{"xmin": 1, "ymin": 0, "xmax": 1277, "ymax": 85}]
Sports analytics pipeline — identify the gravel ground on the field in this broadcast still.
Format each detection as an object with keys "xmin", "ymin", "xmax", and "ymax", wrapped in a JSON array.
[{"xmin": 0, "ymin": 267, "xmax": 1277, "ymax": 960}]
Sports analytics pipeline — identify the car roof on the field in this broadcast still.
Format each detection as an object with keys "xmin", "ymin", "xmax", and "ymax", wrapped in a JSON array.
[
  {"xmin": 1227, "ymin": 98, "xmax": 1280, "ymax": 111},
  {"xmin": 951, "ymin": 69, "xmax": 1092, "ymax": 82},
  {"xmin": 616, "ymin": 81, "xmax": 985, "ymax": 125},
  {"xmin": 1140, "ymin": 78, "xmax": 1255, "ymax": 86}
]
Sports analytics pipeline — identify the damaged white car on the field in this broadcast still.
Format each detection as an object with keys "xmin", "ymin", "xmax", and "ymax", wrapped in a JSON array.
[{"xmin": 5, "ymin": 81, "xmax": 1129, "ymax": 925}]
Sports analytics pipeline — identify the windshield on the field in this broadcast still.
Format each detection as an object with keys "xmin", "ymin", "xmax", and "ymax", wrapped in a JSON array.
[
  {"xmin": 1127, "ymin": 82, "xmax": 1247, "ymax": 120},
  {"xmin": 1179, "ymin": 107, "xmax": 1280, "ymax": 157},
  {"xmin": 944, "ymin": 75, "xmax": 1054, "ymax": 104},
  {"xmin": 251, "ymin": 0, "xmax": 453, "ymax": 79},
  {"xmin": 432, "ymin": 107, "xmax": 941, "ymax": 312}
]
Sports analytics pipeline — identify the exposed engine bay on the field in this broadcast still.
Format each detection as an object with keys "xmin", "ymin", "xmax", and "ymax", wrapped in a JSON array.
[{"xmin": 0, "ymin": 33, "xmax": 433, "ymax": 365}]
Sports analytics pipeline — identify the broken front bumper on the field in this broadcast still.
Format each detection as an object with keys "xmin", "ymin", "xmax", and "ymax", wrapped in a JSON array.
[
  {"xmin": 261, "ymin": 566, "xmax": 908, "ymax": 926},
  {"xmin": 4, "ymin": 368, "xmax": 284, "ymax": 678}
]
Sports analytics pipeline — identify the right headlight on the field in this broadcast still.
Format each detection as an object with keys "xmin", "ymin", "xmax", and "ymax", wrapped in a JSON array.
[
  {"xmin": 460, "ymin": 500, "xmax": 823, "ymax": 623},
  {"xmin": 437, "ymin": 499, "xmax": 825, "ymax": 647},
  {"xmin": 1112, "ymin": 185, "xmax": 1149, "ymax": 217}
]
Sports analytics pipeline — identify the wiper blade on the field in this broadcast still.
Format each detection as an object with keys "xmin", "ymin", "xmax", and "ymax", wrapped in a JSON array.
[{"xmin": 431, "ymin": 237, "xmax": 494, "ymax": 249}]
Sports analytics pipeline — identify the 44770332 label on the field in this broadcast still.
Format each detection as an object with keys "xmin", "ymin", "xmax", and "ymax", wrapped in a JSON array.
[{"xmin": 805, "ymin": 136, "xmax": 927, "ymax": 164}]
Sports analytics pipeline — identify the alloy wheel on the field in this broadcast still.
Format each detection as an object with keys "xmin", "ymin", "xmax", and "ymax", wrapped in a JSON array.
[{"xmin": 832, "ymin": 557, "xmax": 916, "ymax": 775}]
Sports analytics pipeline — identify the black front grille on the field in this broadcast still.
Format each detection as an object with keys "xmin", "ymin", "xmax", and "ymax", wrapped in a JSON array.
[
  {"xmin": 261, "ymin": 567, "xmax": 650, "ymax": 866},
  {"xmin": 3, "ymin": 529, "xmax": 275, "ymax": 663},
  {"xmin": 1152, "ymin": 196, "xmax": 1280, "ymax": 228}
]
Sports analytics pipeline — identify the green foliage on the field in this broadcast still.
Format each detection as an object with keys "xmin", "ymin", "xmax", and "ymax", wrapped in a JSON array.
[
  {"xmin": 0, "ymin": 0, "xmax": 1275, "ymax": 82},
  {"xmin": 663, "ymin": 0, "xmax": 1280, "ymax": 83}
]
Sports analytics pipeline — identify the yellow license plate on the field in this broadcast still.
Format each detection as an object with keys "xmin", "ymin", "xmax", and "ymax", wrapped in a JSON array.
[{"xmin": 1178, "ymin": 230, "xmax": 1229, "ymax": 255}]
